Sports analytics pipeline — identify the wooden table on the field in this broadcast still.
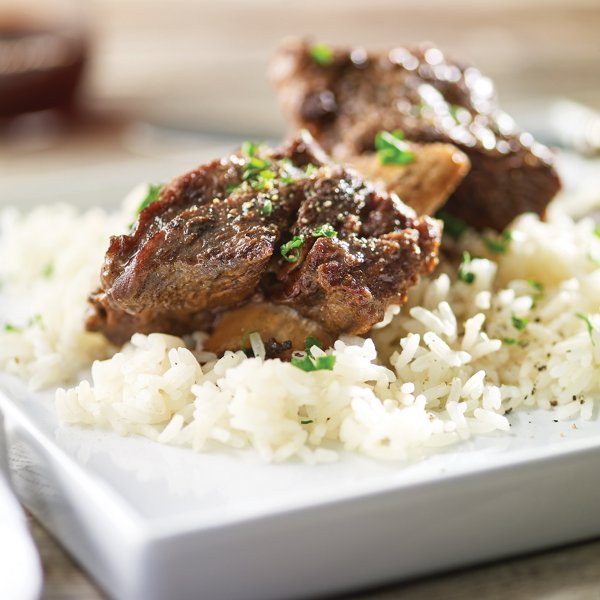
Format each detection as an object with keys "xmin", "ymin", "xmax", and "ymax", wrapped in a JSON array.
[{"xmin": 27, "ymin": 509, "xmax": 600, "ymax": 600}]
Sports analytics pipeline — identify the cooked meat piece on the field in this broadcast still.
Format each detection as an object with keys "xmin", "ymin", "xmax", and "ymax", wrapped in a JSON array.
[
  {"xmin": 269, "ymin": 165, "xmax": 440, "ymax": 333},
  {"xmin": 87, "ymin": 290, "xmax": 213, "ymax": 346},
  {"xmin": 87, "ymin": 133, "xmax": 441, "ymax": 348},
  {"xmin": 271, "ymin": 39, "xmax": 561, "ymax": 231},
  {"xmin": 346, "ymin": 142, "xmax": 469, "ymax": 216},
  {"xmin": 205, "ymin": 302, "xmax": 334, "ymax": 358}
]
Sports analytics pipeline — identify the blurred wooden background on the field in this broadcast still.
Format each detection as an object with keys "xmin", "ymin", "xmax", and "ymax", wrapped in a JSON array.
[{"xmin": 85, "ymin": 0, "xmax": 600, "ymax": 135}]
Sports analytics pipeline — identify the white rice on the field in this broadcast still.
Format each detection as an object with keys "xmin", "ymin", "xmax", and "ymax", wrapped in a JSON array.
[
  {"xmin": 0, "ymin": 205, "xmax": 121, "ymax": 388},
  {"xmin": 2, "ymin": 197, "xmax": 600, "ymax": 462}
]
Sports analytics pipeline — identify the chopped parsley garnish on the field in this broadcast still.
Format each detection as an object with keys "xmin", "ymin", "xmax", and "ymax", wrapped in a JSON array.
[
  {"xmin": 435, "ymin": 209, "xmax": 467, "ymax": 240},
  {"xmin": 310, "ymin": 43, "xmax": 334, "ymax": 66},
  {"xmin": 594, "ymin": 227, "xmax": 600, "ymax": 239},
  {"xmin": 448, "ymin": 104, "xmax": 461, "ymax": 123},
  {"xmin": 226, "ymin": 183, "xmax": 238, "ymax": 194},
  {"xmin": 292, "ymin": 353, "xmax": 336, "ymax": 372},
  {"xmin": 136, "ymin": 184, "xmax": 163, "ymax": 216},
  {"xmin": 251, "ymin": 169, "xmax": 275, "ymax": 191},
  {"xmin": 483, "ymin": 230, "xmax": 512, "ymax": 254},
  {"xmin": 242, "ymin": 156, "xmax": 271, "ymax": 180},
  {"xmin": 4, "ymin": 323, "xmax": 20, "ymax": 332},
  {"xmin": 375, "ymin": 130, "xmax": 415, "ymax": 166},
  {"xmin": 528, "ymin": 280, "xmax": 544, "ymax": 293},
  {"xmin": 260, "ymin": 199, "xmax": 273, "ymax": 216},
  {"xmin": 576, "ymin": 312, "xmax": 596, "ymax": 346},
  {"xmin": 42, "ymin": 263, "xmax": 54, "ymax": 278},
  {"xmin": 458, "ymin": 251, "xmax": 475, "ymax": 284},
  {"xmin": 502, "ymin": 337, "xmax": 517, "ymax": 345},
  {"xmin": 528, "ymin": 279, "xmax": 544, "ymax": 306},
  {"xmin": 28, "ymin": 314, "xmax": 42, "ymax": 326},
  {"xmin": 278, "ymin": 159, "xmax": 297, "ymax": 185},
  {"xmin": 301, "ymin": 419, "xmax": 314, "ymax": 425},
  {"xmin": 305, "ymin": 336, "xmax": 323, "ymax": 351},
  {"xmin": 292, "ymin": 336, "xmax": 332, "ymax": 372},
  {"xmin": 280, "ymin": 235, "xmax": 305, "ymax": 263},
  {"xmin": 305, "ymin": 163, "xmax": 318, "ymax": 177},
  {"xmin": 241, "ymin": 141, "xmax": 260, "ymax": 157},
  {"xmin": 511, "ymin": 314, "xmax": 528, "ymax": 331},
  {"xmin": 242, "ymin": 155, "xmax": 275, "ymax": 191},
  {"xmin": 312, "ymin": 224, "xmax": 337, "ymax": 238}
]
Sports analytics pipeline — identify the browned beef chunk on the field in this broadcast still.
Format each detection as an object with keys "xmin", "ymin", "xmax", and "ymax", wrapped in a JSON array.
[
  {"xmin": 87, "ymin": 133, "xmax": 441, "ymax": 348},
  {"xmin": 268, "ymin": 165, "xmax": 440, "ymax": 333},
  {"xmin": 86, "ymin": 290, "xmax": 214, "ymax": 346},
  {"xmin": 271, "ymin": 39, "xmax": 561, "ymax": 231}
]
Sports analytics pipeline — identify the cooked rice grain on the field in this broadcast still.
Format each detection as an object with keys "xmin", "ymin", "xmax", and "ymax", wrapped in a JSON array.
[{"xmin": 3, "ymin": 202, "xmax": 600, "ymax": 462}]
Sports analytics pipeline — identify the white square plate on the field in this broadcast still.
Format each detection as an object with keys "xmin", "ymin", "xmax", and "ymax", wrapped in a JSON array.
[{"xmin": 3, "ymin": 373, "xmax": 600, "ymax": 600}]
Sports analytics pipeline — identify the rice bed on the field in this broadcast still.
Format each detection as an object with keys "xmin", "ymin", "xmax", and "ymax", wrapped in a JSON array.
[{"xmin": 2, "ymin": 199, "xmax": 600, "ymax": 462}]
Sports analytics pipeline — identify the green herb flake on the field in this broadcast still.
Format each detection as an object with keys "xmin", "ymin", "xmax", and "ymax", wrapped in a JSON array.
[
  {"xmin": 502, "ymin": 337, "xmax": 517, "ymax": 345},
  {"xmin": 458, "ymin": 251, "xmax": 476, "ymax": 284},
  {"xmin": 4, "ymin": 323, "xmax": 20, "ymax": 332},
  {"xmin": 301, "ymin": 419, "xmax": 314, "ymax": 425},
  {"xmin": 305, "ymin": 336, "xmax": 323, "ymax": 352},
  {"xmin": 250, "ymin": 169, "xmax": 275, "ymax": 191},
  {"xmin": 528, "ymin": 279, "xmax": 544, "ymax": 306},
  {"xmin": 28, "ymin": 314, "xmax": 42, "ymax": 326},
  {"xmin": 226, "ymin": 183, "xmax": 239, "ymax": 194},
  {"xmin": 243, "ymin": 156, "xmax": 270, "ymax": 178},
  {"xmin": 290, "ymin": 355, "xmax": 314, "ymax": 371},
  {"xmin": 448, "ymin": 103, "xmax": 462, "ymax": 123},
  {"xmin": 576, "ymin": 312, "xmax": 597, "ymax": 346},
  {"xmin": 42, "ymin": 263, "xmax": 54, "ymax": 278},
  {"xmin": 435, "ymin": 209, "xmax": 467, "ymax": 240},
  {"xmin": 314, "ymin": 355, "xmax": 336, "ymax": 370},
  {"xmin": 310, "ymin": 43, "xmax": 334, "ymax": 66},
  {"xmin": 528, "ymin": 280, "xmax": 544, "ymax": 293},
  {"xmin": 291, "ymin": 353, "xmax": 336, "ymax": 372},
  {"xmin": 305, "ymin": 163, "xmax": 318, "ymax": 177},
  {"xmin": 241, "ymin": 154, "xmax": 275, "ymax": 191},
  {"xmin": 511, "ymin": 314, "xmax": 528, "ymax": 331},
  {"xmin": 483, "ymin": 237, "xmax": 505, "ymax": 254},
  {"xmin": 280, "ymin": 235, "xmax": 305, "ymax": 263},
  {"xmin": 485, "ymin": 230, "xmax": 511, "ymax": 253},
  {"xmin": 260, "ymin": 199, "xmax": 273, "ymax": 216},
  {"xmin": 312, "ymin": 224, "xmax": 337, "ymax": 238},
  {"xmin": 241, "ymin": 141, "xmax": 259, "ymax": 157},
  {"xmin": 375, "ymin": 130, "xmax": 415, "ymax": 166},
  {"xmin": 594, "ymin": 227, "xmax": 600, "ymax": 239},
  {"xmin": 483, "ymin": 231, "xmax": 512, "ymax": 254},
  {"xmin": 136, "ymin": 184, "xmax": 163, "ymax": 216}
]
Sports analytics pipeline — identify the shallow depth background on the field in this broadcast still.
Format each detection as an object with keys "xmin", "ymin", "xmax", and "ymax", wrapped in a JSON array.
[
  {"xmin": 1, "ymin": 0, "xmax": 600, "ymax": 201},
  {"xmin": 87, "ymin": 0, "xmax": 600, "ymax": 134}
]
